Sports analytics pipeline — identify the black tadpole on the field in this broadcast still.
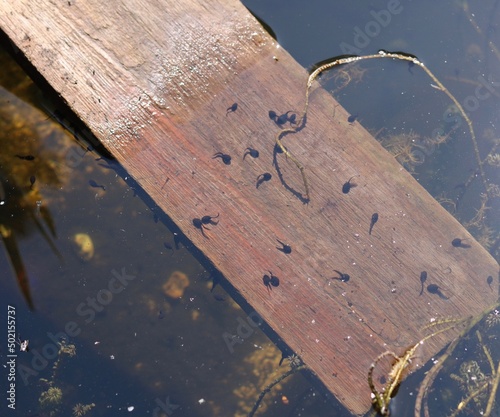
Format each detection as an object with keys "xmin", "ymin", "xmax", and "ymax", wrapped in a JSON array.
[
  {"xmin": 332, "ymin": 270, "xmax": 350, "ymax": 283},
  {"xmin": 369, "ymin": 213, "xmax": 379, "ymax": 235},
  {"xmin": 268, "ymin": 271, "xmax": 280, "ymax": 287},
  {"xmin": 212, "ymin": 152, "xmax": 232, "ymax": 165},
  {"xmin": 263, "ymin": 271, "xmax": 280, "ymax": 292},
  {"xmin": 427, "ymin": 284, "xmax": 448, "ymax": 300},
  {"xmin": 256, "ymin": 173, "xmax": 272, "ymax": 188},
  {"xmin": 192, "ymin": 218, "xmax": 209, "ymax": 238},
  {"xmin": 276, "ymin": 112, "xmax": 289, "ymax": 125},
  {"xmin": 269, "ymin": 110, "xmax": 296, "ymax": 126},
  {"xmin": 451, "ymin": 238, "xmax": 471, "ymax": 248},
  {"xmin": 201, "ymin": 213, "xmax": 219, "ymax": 225},
  {"xmin": 89, "ymin": 179, "xmax": 106, "ymax": 190},
  {"xmin": 243, "ymin": 147, "xmax": 259, "ymax": 160},
  {"xmin": 226, "ymin": 103, "xmax": 238, "ymax": 115},
  {"xmin": 276, "ymin": 239, "xmax": 292, "ymax": 254},
  {"xmin": 342, "ymin": 175, "xmax": 359, "ymax": 194}
]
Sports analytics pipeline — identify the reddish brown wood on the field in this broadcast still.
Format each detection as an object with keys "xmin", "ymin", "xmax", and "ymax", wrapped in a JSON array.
[{"xmin": 1, "ymin": 0, "xmax": 498, "ymax": 414}]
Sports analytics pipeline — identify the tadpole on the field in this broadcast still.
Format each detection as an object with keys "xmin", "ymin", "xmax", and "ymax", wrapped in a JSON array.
[
  {"xmin": 256, "ymin": 173, "xmax": 272, "ymax": 188},
  {"xmin": 342, "ymin": 175, "xmax": 359, "ymax": 194},
  {"xmin": 212, "ymin": 152, "xmax": 232, "ymax": 165},
  {"xmin": 89, "ymin": 179, "xmax": 106, "ymax": 190},
  {"xmin": 347, "ymin": 114, "xmax": 358, "ymax": 123},
  {"xmin": 427, "ymin": 284, "xmax": 448, "ymax": 300},
  {"xmin": 226, "ymin": 103, "xmax": 238, "ymax": 115},
  {"xmin": 451, "ymin": 238, "xmax": 471, "ymax": 248},
  {"xmin": 369, "ymin": 213, "xmax": 379, "ymax": 235},
  {"xmin": 243, "ymin": 148, "xmax": 259, "ymax": 160},
  {"xmin": 276, "ymin": 239, "xmax": 292, "ymax": 254}
]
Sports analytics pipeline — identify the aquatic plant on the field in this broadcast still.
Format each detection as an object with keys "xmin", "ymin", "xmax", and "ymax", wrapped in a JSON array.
[
  {"xmin": 37, "ymin": 340, "xmax": 95, "ymax": 417},
  {"xmin": 0, "ymin": 81, "xmax": 65, "ymax": 310},
  {"xmin": 274, "ymin": 50, "xmax": 486, "ymax": 202},
  {"xmin": 485, "ymin": 309, "xmax": 500, "ymax": 328},
  {"xmin": 368, "ymin": 318, "xmax": 462, "ymax": 416},
  {"xmin": 73, "ymin": 402, "xmax": 95, "ymax": 417},
  {"xmin": 272, "ymin": 34, "xmax": 500, "ymax": 263},
  {"xmin": 39, "ymin": 386, "xmax": 63, "ymax": 411},
  {"xmin": 413, "ymin": 302, "xmax": 500, "ymax": 417},
  {"xmin": 247, "ymin": 354, "xmax": 305, "ymax": 417}
]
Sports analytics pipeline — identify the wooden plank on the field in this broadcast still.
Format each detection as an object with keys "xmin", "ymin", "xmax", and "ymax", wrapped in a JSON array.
[{"xmin": 1, "ymin": 0, "xmax": 498, "ymax": 414}]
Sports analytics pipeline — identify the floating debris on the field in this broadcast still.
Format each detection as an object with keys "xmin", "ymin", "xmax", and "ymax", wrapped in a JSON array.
[
  {"xmin": 73, "ymin": 402, "xmax": 95, "ymax": 417},
  {"xmin": 162, "ymin": 271, "xmax": 190, "ymax": 299},
  {"xmin": 71, "ymin": 233, "xmax": 94, "ymax": 261}
]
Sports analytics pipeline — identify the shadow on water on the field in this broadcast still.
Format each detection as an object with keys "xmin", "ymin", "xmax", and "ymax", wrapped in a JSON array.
[{"xmin": 0, "ymin": 86, "xmax": 66, "ymax": 310}]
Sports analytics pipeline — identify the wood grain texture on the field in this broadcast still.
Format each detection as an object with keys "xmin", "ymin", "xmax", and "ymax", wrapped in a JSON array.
[{"xmin": 1, "ymin": 0, "xmax": 498, "ymax": 414}]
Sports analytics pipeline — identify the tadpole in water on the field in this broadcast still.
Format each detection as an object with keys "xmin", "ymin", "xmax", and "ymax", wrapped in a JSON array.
[
  {"xmin": 89, "ymin": 179, "xmax": 106, "ymax": 190},
  {"xmin": 163, "ymin": 242, "xmax": 174, "ymax": 255}
]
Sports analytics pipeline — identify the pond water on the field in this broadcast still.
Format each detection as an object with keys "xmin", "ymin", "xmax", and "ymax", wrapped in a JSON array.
[{"xmin": 1, "ymin": 1, "xmax": 499, "ymax": 417}]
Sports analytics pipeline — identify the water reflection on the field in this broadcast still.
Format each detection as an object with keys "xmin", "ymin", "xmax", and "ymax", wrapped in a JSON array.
[{"xmin": 0, "ymin": 85, "xmax": 65, "ymax": 310}]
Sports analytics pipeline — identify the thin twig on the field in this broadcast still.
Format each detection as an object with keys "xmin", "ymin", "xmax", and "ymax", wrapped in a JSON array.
[
  {"xmin": 276, "ymin": 51, "xmax": 488, "ymax": 201},
  {"xmin": 247, "ymin": 364, "xmax": 304, "ymax": 417},
  {"xmin": 415, "ymin": 302, "xmax": 500, "ymax": 417}
]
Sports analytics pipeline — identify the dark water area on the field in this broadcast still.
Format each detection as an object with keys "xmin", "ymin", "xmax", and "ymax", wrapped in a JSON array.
[{"xmin": 0, "ymin": 1, "xmax": 499, "ymax": 417}]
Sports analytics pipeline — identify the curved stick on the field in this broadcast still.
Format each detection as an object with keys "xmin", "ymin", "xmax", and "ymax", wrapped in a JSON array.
[{"xmin": 276, "ymin": 50, "xmax": 488, "ymax": 201}]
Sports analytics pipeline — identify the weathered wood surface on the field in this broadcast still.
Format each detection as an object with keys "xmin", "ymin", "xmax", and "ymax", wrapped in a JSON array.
[{"xmin": 1, "ymin": 0, "xmax": 498, "ymax": 414}]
